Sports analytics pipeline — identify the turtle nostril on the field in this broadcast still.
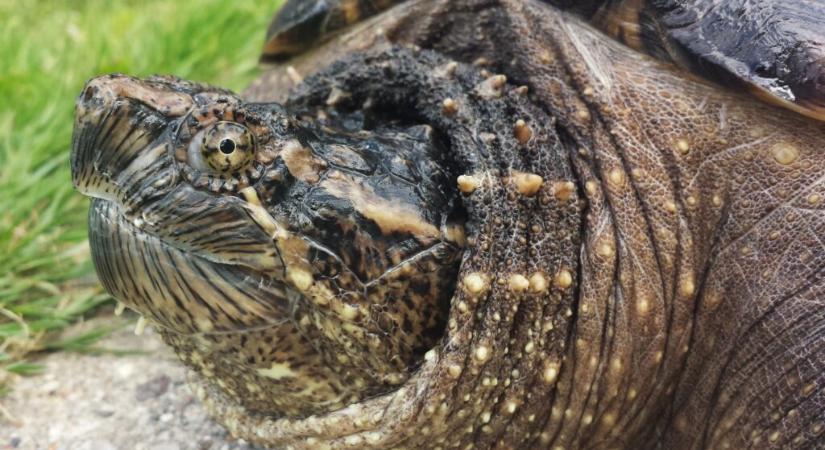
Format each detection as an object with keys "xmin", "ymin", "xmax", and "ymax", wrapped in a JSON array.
[{"xmin": 219, "ymin": 138, "xmax": 236, "ymax": 154}]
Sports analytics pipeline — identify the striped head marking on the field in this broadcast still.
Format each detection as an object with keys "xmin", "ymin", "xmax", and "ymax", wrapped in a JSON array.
[{"xmin": 71, "ymin": 74, "xmax": 465, "ymax": 417}]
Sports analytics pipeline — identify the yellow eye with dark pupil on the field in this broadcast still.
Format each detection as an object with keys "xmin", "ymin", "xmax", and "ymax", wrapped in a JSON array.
[{"xmin": 200, "ymin": 121, "xmax": 255, "ymax": 173}]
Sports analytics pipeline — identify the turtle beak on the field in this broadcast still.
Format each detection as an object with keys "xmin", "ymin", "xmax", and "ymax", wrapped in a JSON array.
[{"xmin": 71, "ymin": 75, "xmax": 194, "ymax": 211}]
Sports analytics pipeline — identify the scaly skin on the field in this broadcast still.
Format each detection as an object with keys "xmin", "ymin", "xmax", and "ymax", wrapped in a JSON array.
[
  {"xmin": 243, "ymin": 1, "xmax": 825, "ymax": 448},
  {"xmin": 72, "ymin": 0, "xmax": 824, "ymax": 449}
]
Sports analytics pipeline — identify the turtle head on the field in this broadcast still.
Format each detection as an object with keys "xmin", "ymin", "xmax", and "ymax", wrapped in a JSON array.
[{"xmin": 71, "ymin": 74, "xmax": 465, "ymax": 416}]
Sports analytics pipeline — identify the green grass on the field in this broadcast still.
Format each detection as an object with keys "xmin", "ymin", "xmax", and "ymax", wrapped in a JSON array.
[{"xmin": 0, "ymin": 0, "xmax": 283, "ymax": 394}]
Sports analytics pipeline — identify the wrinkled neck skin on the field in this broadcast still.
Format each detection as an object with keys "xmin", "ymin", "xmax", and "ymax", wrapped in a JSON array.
[{"xmin": 213, "ymin": 1, "xmax": 825, "ymax": 449}]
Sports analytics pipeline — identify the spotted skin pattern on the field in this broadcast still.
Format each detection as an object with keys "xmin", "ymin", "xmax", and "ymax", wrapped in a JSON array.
[{"xmin": 72, "ymin": 0, "xmax": 825, "ymax": 449}]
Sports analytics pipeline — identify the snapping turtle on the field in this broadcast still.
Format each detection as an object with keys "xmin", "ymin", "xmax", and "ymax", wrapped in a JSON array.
[{"xmin": 71, "ymin": 1, "xmax": 825, "ymax": 449}]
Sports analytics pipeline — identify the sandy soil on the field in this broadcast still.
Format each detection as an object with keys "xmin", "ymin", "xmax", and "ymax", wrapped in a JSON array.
[{"xmin": 0, "ymin": 318, "xmax": 264, "ymax": 450}]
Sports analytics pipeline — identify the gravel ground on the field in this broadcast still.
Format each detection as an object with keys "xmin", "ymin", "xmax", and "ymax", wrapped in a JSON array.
[{"xmin": 0, "ymin": 318, "xmax": 264, "ymax": 450}]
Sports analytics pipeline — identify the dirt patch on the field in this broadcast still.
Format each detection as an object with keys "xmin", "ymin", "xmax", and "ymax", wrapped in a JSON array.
[{"xmin": 0, "ymin": 318, "xmax": 263, "ymax": 450}]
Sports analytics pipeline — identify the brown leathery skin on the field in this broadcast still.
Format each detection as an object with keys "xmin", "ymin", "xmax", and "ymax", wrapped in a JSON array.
[
  {"xmin": 218, "ymin": 1, "xmax": 825, "ymax": 448},
  {"xmin": 201, "ymin": 44, "xmax": 583, "ymax": 449},
  {"xmin": 73, "ymin": 72, "xmax": 464, "ymax": 417}
]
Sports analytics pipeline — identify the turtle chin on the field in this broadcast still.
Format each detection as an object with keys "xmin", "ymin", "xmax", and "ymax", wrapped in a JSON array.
[{"xmin": 87, "ymin": 198, "xmax": 353, "ymax": 417}]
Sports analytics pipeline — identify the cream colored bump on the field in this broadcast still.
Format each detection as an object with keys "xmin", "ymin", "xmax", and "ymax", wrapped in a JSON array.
[
  {"xmin": 542, "ymin": 361, "xmax": 560, "ymax": 384},
  {"xmin": 341, "ymin": 303, "xmax": 359, "ymax": 321},
  {"xmin": 474, "ymin": 345, "xmax": 490, "ymax": 363},
  {"xmin": 808, "ymin": 193, "xmax": 822, "ymax": 205},
  {"xmin": 664, "ymin": 200, "xmax": 677, "ymax": 213},
  {"xmin": 463, "ymin": 272, "xmax": 487, "ymax": 295},
  {"xmin": 771, "ymin": 142, "xmax": 799, "ymax": 165},
  {"xmin": 601, "ymin": 412, "xmax": 617, "ymax": 427},
  {"xmin": 627, "ymin": 388, "xmax": 638, "ymax": 400},
  {"xmin": 504, "ymin": 401, "xmax": 518, "ymax": 415},
  {"xmin": 540, "ymin": 50, "xmax": 553, "ymax": 64},
  {"xmin": 524, "ymin": 341, "xmax": 535, "ymax": 354},
  {"xmin": 679, "ymin": 276, "xmax": 696, "ymax": 297},
  {"xmin": 576, "ymin": 107, "xmax": 591, "ymax": 121},
  {"xmin": 480, "ymin": 411, "xmax": 492, "ymax": 423},
  {"xmin": 582, "ymin": 86, "xmax": 594, "ymax": 97},
  {"xmin": 768, "ymin": 431, "xmax": 780, "ymax": 443},
  {"xmin": 554, "ymin": 269, "xmax": 573, "ymax": 289},
  {"xmin": 608, "ymin": 168, "xmax": 626, "ymax": 188},
  {"xmin": 802, "ymin": 382, "xmax": 816, "ymax": 396},
  {"xmin": 448, "ymin": 364, "xmax": 462, "ymax": 379},
  {"xmin": 583, "ymin": 414, "xmax": 594, "ymax": 425},
  {"xmin": 457, "ymin": 301, "xmax": 469, "ymax": 313},
  {"xmin": 596, "ymin": 240, "xmax": 615, "ymax": 258},
  {"xmin": 654, "ymin": 351, "xmax": 664, "ymax": 364},
  {"xmin": 674, "ymin": 138, "xmax": 690, "ymax": 155},
  {"xmin": 529, "ymin": 272, "xmax": 548, "ymax": 293},
  {"xmin": 442, "ymin": 98, "xmax": 458, "ymax": 115},
  {"xmin": 686, "ymin": 195, "xmax": 697, "ymax": 207},
  {"xmin": 636, "ymin": 294, "xmax": 651, "ymax": 316},
  {"xmin": 611, "ymin": 357, "xmax": 623, "ymax": 373},
  {"xmin": 444, "ymin": 61, "xmax": 458, "ymax": 77},
  {"xmin": 514, "ymin": 119, "xmax": 533, "ymax": 145},
  {"xmin": 508, "ymin": 274, "xmax": 530, "ymax": 293},
  {"xmin": 457, "ymin": 175, "xmax": 480, "ymax": 194},
  {"xmin": 585, "ymin": 180, "xmax": 598, "ymax": 196},
  {"xmin": 553, "ymin": 181, "xmax": 576, "ymax": 201},
  {"xmin": 513, "ymin": 172, "xmax": 544, "ymax": 196},
  {"xmin": 475, "ymin": 75, "xmax": 507, "ymax": 99},
  {"xmin": 288, "ymin": 268, "xmax": 313, "ymax": 291},
  {"xmin": 712, "ymin": 194, "xmax": 723, "ymax": 207}
]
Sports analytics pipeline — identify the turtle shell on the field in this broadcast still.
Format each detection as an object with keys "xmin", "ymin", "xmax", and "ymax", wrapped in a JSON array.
[
  {"xmin": 262, "ymin": 0, "xmax": 825, "ymax": 121},
  {"xmin": 262, "ymin": 0, "xmax": 399, "ymax": 62}
]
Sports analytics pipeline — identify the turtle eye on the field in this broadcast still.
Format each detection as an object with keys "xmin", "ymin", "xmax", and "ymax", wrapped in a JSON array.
[{"xmin": 198, "ymin": 121, "xmax": 255, "ymax": 173}]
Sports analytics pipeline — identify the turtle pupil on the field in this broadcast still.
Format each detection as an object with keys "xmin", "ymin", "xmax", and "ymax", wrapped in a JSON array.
[{"xmin": 219, "ymin": 138, "xmax": 236, "ymax": 154}]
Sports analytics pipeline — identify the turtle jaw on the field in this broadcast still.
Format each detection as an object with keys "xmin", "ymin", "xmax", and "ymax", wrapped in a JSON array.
[{"xmin": 86, "ymin": 196, "xmax": 291, "ymax": 334}]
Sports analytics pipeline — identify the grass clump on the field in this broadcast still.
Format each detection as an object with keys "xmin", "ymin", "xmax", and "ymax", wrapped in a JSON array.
[{"xmin": 0, "ymin": 0, "xmax": 282, "ymax": 394}]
